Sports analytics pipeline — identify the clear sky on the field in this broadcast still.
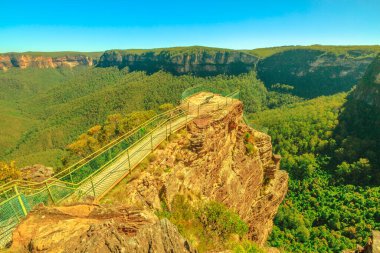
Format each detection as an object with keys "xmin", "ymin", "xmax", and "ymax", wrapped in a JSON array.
[{"xmin": 1, "ymin": 0, "xmax": 379, "ymax": 52}]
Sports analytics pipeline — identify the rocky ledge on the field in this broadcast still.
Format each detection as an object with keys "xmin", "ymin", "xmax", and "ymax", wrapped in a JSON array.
[{"xmin": 10, "ymin": 204, "xmax": 195, "ymax": 253}]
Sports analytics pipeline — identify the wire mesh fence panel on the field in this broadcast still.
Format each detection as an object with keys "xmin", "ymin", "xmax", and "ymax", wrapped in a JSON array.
[
  {"xmin": 0, "ymin": 193, "xmax": 30, "ymax": 248},
  {"xmin": 49, "ymin": 183, "xmax": 75, "ymax": 204},
  {"xmin": 25, "ymin": 188, "xmax": 50, "ymax": 207}
]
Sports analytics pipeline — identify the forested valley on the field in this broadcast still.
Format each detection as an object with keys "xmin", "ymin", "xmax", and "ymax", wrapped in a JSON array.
[{"xmin": 0, "ymin": 47, "xmax": 379, "ymax": 253}]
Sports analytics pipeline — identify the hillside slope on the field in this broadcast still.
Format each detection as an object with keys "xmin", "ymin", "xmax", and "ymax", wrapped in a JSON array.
[
  {"xmin": 332, "ymin": 54, "xmax": 380, "ymax": 184},
  {"xmin": 251, "ymin": 93, "xmax": 380, "ymax": 252},
  {"xmin": 256, "ymin": 49, "xmax": 377, "ymax": 97},
  {"xmin": 0, "ymin": 68, "xmax": 268, "ymax": 167}
]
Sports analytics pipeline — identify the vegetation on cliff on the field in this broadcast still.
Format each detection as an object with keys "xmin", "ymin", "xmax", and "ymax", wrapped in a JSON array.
[{"xmin": 156, "ymin": 195, "xmax": 260, "ymax": 252}]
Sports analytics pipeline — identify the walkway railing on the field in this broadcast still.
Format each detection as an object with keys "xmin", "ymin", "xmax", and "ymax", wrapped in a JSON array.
[{"xmin": 0, "ymin": 88, "xmax": 240, "ymax": 248}]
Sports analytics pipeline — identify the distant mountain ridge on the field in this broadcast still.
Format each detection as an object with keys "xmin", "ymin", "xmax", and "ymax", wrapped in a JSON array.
[{"xmin": 1, "ymin": 45, "xmax": 380, "ymax": 97}]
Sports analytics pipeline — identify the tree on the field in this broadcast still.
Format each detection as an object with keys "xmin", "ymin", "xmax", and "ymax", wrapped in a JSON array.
[{"xmin": 0, "ymin": 161, "xmax": 20, "ymax": 182}]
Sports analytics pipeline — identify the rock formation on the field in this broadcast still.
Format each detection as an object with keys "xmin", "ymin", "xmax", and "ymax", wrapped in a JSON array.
[
  {"xmin": 20, "ymin": 164, "xmax": 54, "ymax": 183},
  {"xmin": 97, "ymin": 48, "xmax": 259, "ymax": 76},
  {"xmin": 10, "ymin": 204, "xmax": 195, "ymax": 253},
  {"xmin": 0, "ymin": 54, "xmax": 95, "ymax": 71},
  {"xmin": 107, "ymin": 94, "xmax": 288, "ymax": 245}
]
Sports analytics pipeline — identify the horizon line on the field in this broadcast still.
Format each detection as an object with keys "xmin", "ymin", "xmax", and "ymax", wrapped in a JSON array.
[{"xmin": 1, "ymin": 44, "xmax": 380, "ymax": 54}]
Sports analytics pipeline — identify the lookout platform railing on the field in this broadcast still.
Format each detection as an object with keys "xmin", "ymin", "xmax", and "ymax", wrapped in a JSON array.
[{"xmin": 0, "ymin": 88, "xmax": 240, "ymax": 248}]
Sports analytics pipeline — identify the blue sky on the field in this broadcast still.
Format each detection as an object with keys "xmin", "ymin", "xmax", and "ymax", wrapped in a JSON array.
[{"xmin": 0, "ymin": 0, "xmax": 379, "ymax": 52}]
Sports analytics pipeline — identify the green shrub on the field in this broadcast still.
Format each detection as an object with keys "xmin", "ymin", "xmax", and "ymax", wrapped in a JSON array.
[
  {"xmin": 245, "ymin": 143, "xmax": 258, "ymax": 156},
  {"xmin": 159, "ymin": 103, "xmax": 175, "ymax": 112},
  {"xmin": 198, "ymin": 201, "xmax": 249, "ymax": 239},
  {"xmin": 232, "ymin": 240, "xmax": 267, "ymax": 253}
]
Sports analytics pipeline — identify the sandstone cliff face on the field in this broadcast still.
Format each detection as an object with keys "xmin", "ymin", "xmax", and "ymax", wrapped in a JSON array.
[
  {"xmin": 97, "ymin": 50, "xmax": 259, "ymax": 76},
  {"xmin": 257, "ymin": 49, "xmax": 376, "ymax": 98},
  {"xmin": 106, "ymin": 97, "xmax": 288, "ymax": 245},
  {"xmin": 10, "ymin": 205, "xmax": 195, "ymax": 253},
  {"xmin": 0, "ymin": 54, "xmax": 94, "ymax": 70}
]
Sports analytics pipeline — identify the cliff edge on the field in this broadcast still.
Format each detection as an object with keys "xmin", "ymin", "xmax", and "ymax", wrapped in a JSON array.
[
  {"xmin": 104, "ymin": 93, "xmax": 289, "ymax": 245},
  {"xmin": 9, "ymin": 205, "xmax": 195, "ymax": 253}
]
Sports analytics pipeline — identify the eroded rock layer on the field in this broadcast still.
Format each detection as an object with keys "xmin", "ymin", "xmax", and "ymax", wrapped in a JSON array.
[
  {"xmin": 0, "ymin": 54, "xmax": 94, "ymax": 70},
  {"xmin": 10, "ymin": 205, "xmax": 195, "ymax": 253},
  {"xmin": 97, "ymin": 49, "xmax": 259, "ymax": 76}
]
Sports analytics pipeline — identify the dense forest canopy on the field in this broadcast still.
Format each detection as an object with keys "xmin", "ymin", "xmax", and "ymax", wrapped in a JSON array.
[{"xmin": 251, "ymin": 94, "xmax": 380, "ymax": 252}]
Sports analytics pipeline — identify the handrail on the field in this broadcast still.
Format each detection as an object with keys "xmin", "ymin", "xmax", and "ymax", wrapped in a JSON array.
[
  {"xmin": 0, "ymin": 107, "xmax": 184, "ymax": 192},
  {"xmin": 77, "ymin": 113, "xmax": 187, "ymax": 200},
  {"xmin": 181, "ymin": 85, "xmax": 231, "ymax": 100},
  {"xmin": 0, "ymin": 89, "xmax": 238, "ymax": 194},
  {"xmin": 63, "ymin": 113, "xmax": 184, "ymax": 189}
]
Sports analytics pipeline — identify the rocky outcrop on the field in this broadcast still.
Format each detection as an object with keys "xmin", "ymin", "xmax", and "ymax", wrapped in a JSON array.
[
  {"xmin": 0, "ymin": 54, "xmax": 95, "ymax": 70},
  {"xmin": 97, "ymin": 48, "xmax": 259, "ymax": 76},
  {"xmin": 20, "ymin": 164, "xmax": 54, "ymax": 183},
  {"xmin": 109, "ymin": 95, "xmax": 288, "ymax": 245},
  {"xmin": 257, "ymin": 49, "xmax": 376, "ymax": 98},
  {"xmin": 10, "ymin": 204, "xmax": 195, "ymax": 253}
]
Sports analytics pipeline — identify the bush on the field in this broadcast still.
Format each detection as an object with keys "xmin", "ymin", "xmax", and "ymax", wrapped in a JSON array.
[
  {"xmin": 0, "ymin": 161, "xmax": 20, "ymax": 183},
  {"xmin": 159, "ymin": 103, "xmax": 175, "ymax": 112},
  {"xmin": 233, "ymin": 240, "xmax": 267, "ymax": 253},
  {"xmin": 245, "ymin": 143, "xmax": 258, "ymax": 156},
  {"xmin": 198, "ymin": 201, "xmax": 249, "ymax": 239}
]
